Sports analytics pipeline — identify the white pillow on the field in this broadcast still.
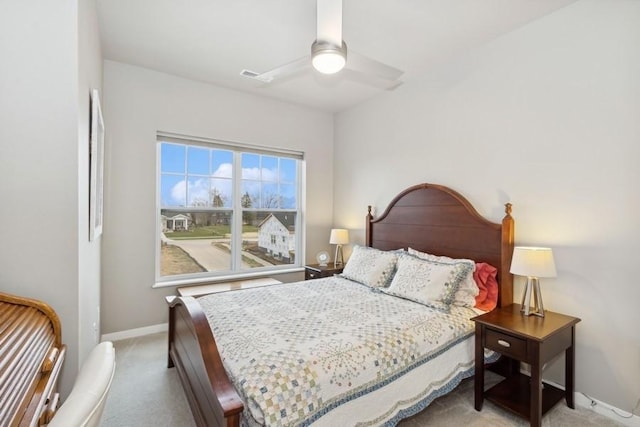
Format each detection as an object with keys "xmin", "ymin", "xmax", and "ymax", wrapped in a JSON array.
[
  {"xmin": 383, "ymin": 253, "xmax": 473, "ymax": 312},
  {"xmin": 340, "ymin": 245, "xmax": 398, "ymax": 288},
  {"xmin": 407, "ymin": 248, "xmax": 478, "ymax": 307}
]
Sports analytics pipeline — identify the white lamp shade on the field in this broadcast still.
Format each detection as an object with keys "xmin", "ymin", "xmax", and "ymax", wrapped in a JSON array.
[
  {"xmin": 510, "ymin": 246, "xmax": 557, "ymax": 278},
  {"xmin": 329, "ymin": 229, "xmax": 349, "ymax": 245}
]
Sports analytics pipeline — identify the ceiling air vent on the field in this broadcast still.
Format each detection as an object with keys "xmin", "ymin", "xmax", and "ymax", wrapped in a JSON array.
[{"xmin": 240, "ymin": 69, "xmax": 260, "ymax": 78}]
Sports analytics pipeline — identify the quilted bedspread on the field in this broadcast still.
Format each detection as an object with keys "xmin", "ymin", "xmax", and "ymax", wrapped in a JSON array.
[{"xmin": 198, "ymin": 277, "xmax": 479, "ymax": 427}]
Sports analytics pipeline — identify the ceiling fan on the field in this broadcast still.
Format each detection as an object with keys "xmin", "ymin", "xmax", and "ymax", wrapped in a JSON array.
[{"xmin": 241, "ymin": 0, "xmax": 404, "ymax": 90}]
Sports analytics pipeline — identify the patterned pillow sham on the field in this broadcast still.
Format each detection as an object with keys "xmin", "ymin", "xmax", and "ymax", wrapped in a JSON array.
[
  {"xmin": 382, "ymin": 253, "xmax": 474, "ymax": 312},
  {"xmin": 339, "ymin": 245, "xmax": 398, "ymax": 288},
  {"xmin": 407, "ymin": 247, "xmax": 478, "ymax": 307}
]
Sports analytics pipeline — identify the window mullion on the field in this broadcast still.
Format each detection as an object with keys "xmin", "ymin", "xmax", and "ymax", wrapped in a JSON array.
[
  {"xmin": 296, "ymin": 160, "xmax": 303, "ymax": 265},
  {"xmin": 231, "ymin": 152, "xmax": 243, "ymax": 271},
  {"xmin": 183, "ymin": 145, "xmax": 189, "ymax": 207}
]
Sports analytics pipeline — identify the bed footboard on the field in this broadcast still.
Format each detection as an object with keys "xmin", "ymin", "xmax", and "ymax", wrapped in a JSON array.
[{"xmin": 167, "ymin": 296, "xmax": 243, "ymax": 427}]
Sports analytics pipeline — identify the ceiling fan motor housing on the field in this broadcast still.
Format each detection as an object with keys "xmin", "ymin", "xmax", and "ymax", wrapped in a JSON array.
[{"xmin": 311, "ymin": 40, "xmax": 347, "ymax": 74}]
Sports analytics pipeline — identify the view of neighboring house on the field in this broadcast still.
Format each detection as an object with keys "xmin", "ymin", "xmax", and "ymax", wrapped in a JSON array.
[
  {"xmin": 257, "ymin": 213, "xmax": 295, "ymax": 263},
  {"xmin": 162, "ymin": 214, "xmax": 191, "ymax": 232}
]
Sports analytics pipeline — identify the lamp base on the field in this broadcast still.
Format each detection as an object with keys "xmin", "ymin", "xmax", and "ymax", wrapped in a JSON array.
[
  {"xmin": 520, "ymin": 277, "xmax": 545, "ymax": 317},
  {"xmin": 333, "ymin": 245, "xmax": 344, "ymax": 268}
]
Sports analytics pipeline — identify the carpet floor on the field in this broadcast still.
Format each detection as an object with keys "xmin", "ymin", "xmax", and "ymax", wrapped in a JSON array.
[{"xmin": 102, "ymin": 332, "xmax": 622, "ymax": 426}]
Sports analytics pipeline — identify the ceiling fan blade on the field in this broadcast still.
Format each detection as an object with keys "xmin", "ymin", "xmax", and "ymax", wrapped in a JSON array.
[
  {"xmin": 244, "ymin": 56, "xmax": 310, "ymax": 83},
  {"xmin": 341, "ymin": 68, "xmax": 403, "ymax": 91},
  {"xmin": 348, "ymin": 51, "xmax": 404, "ymax": 82},
  {"xmin": 317, "ymin": 0, "xmax": 342, "ymax": 46}
]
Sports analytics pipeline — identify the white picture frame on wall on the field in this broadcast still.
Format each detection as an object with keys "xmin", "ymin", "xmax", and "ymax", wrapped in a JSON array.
[{"xmin": 89, "ymin": 89, "xmax": 105, "ymax": 241}]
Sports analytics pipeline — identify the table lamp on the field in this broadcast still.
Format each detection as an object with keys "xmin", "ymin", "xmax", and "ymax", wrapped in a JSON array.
[
  {"xmin": 329, "ymin": 229, "xmax": 349, "ymax": 267},
  {"xmin": 510, "ymin": 246, "xmax": 557, "ymax": 317}
]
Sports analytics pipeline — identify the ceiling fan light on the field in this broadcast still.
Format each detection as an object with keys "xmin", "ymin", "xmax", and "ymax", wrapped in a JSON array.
[
  {"xmin": 312, "ymin": 52, "xmax": 346, "ymax": 74},
  {"xmin": 311, "ymin": 40, "xmax": 347, "ymax": 74}
]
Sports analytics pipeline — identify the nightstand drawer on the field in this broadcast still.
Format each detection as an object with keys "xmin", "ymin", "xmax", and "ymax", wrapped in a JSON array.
[
  {"xmin": 305, "ymin": 269, "xmax": 321, "ymax": 280},
  {"xmin": 485, "ymin": 329, "xmax": 527, "ymax": 360}
]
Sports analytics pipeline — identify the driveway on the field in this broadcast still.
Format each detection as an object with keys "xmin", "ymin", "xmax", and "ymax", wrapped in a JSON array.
[{"xmin": 164, "ymin": 236, "xmax": 272, "ymax": 271}]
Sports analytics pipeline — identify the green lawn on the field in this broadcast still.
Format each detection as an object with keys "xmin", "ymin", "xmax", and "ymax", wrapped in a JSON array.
[{"xmin": 167, "ymin": 225, "xmax": 258, "ymax": 239}]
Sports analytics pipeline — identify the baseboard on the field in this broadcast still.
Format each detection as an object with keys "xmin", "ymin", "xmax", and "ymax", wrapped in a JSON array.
[
  {"xmin": 574, "ymin": 391, "xmax": 640, "ymax": 427},
  {"xmin": 542, "ymin": 379, "xmax": 640, "ymax": 427},
  {"xmin": 101, "ymin": 323, "xmax": 168, "ymax": 342}
]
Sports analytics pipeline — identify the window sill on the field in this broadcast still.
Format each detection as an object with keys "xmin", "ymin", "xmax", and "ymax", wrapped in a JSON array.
[
  {"xmin": 176, "ymin": 277, "xmax": 285, "ymax": 297},
  {"xmin": 152, "ymin": 267, "xmax": 305, "ymax": 289}
]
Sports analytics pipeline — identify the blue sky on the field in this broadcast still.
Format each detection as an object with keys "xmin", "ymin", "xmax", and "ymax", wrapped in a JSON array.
[{"xmin": 160, "ymin": 143, "xmax": 297, "ymax": 208}]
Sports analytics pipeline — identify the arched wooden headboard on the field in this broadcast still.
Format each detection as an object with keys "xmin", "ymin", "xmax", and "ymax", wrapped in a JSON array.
[{"xmin": 365, "ymin": 183, "xmax": 514, "ymax": 308}]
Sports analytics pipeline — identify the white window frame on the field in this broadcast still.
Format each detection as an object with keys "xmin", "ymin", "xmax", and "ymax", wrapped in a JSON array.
[{"xmin": 154, "ymin": 132, "xmax": 305, "ymax": 287}]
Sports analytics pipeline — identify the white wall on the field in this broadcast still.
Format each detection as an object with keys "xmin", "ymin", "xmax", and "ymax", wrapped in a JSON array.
[
  {"xmin": 78, "ymin": 0, "xmax": 103, "ymax": 367},
  {"xmin": 101, "ymin": 61, "xmax": 334, "ymax": 334},
  {"xmin": 0, "ymin": 0, "xmax": 103, "ymax": 395},
  {"xmin": 334, "ymin": 0, "xmax": 639, "ymax": 413}
]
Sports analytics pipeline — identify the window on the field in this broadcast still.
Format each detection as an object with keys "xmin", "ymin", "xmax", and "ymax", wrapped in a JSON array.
[{"xmin": 157, "ymin": 134, "xmax": 303, "ymax": 284}]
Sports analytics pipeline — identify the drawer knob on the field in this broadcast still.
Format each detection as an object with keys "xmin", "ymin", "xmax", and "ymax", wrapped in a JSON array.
[{"xmin": 497, "ymin": 339, "xmax": 511, "ymax": 348}]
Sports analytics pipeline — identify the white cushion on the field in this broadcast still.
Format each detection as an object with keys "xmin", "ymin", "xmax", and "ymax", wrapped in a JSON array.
[{"xmin": 49, "ymin": 341, "xmax": 116, "ymax": 427}]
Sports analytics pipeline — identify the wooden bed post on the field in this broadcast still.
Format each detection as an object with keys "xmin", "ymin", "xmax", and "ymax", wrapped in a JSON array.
[
  {"xmin": 167, "ymin": 296, "xmax": 244, "ymax": 427},
  {"xmin": 365, "ymin": 205, "xmax": 373, "ymax": 247},
  {"xmin": 167, "ymin": 297, "xmax": 175, "ymax": 369},
  {"xmin": 499, "ymin": 203, "xmax": 514, "ymax": 308}
]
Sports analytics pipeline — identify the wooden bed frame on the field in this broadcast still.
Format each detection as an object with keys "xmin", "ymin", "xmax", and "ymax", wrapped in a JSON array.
[{"xmin": 167, "ymin": 183, "xmax": 515, "ymax": 427}]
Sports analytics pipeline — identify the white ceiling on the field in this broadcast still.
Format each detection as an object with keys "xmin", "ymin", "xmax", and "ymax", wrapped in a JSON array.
[{"xmin": 97, "ymin": 0, "xmax": 576, "ymax": 113}]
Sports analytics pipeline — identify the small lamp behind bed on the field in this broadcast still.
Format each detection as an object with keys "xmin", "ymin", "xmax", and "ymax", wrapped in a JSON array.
[
  {"xmin": 510, "ymin": 246, "xmax": 557, "ymax": 317},
  {"xmin": 329, "ymin": 228, "xmax": 349, "ymax": 267}
]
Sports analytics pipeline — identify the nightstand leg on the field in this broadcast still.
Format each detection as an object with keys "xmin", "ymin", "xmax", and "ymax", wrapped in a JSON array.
[
  {"xmin": 565, "ymin": 326, "xmax": 576, "ymax": 408},
  {"xmin": 508, "ymin": 357, "xmax": 520, "ymax": 377},
  {"xmin": 474, "ymin": 323, "xmax": 484, "ymax": 411},
  {"xmin": 531, "ymin": 347, "xmax": 542, "ymax": 427}
]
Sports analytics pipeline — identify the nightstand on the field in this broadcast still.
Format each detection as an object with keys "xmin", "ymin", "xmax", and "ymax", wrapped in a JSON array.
[
  {"xmin": 304, "ymin": 263, "xmax": 344, "ymax": 280},
  {"xmin": 472, "ymin": 304, "xmax": 581, "ymax": 427}
]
